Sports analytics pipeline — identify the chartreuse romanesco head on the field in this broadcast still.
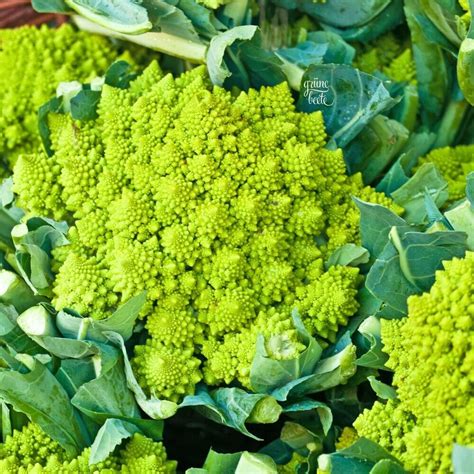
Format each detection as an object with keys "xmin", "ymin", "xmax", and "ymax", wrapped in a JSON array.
[
  {"xmin": 416, "ymin": 144, "xmax": 474, "ymax": 203},
  {"xmin": 353, "ymin": 32, "xmax": 417, "ymax": 85},
  {"xmin": 353, "ymin": 399, "xmax": 414, "ymax": 462},
  {"xmin": 0, "ymin": 422, "xmax": 67, "ymax": 471},
  {"xmin": 0, "ymin": 24, "xmax": 125, "ymax": 175},
  {"xmin": 0, "ymin": 423, "xmax": 176, "ymax": 473},
  {"xmin": 13, "ymin": 61, "xmax": 399, "ymax": 401},
  {"xmin": 335, "ymin": 426, "xmax": 359, "ymax": 450},
  {"xmin": 120, "ymin": 432, "xmax": 177, "ymax": 473},
  {"xmin": 354, "ymin": 252, "xmax": 474, "ymax": 472}
]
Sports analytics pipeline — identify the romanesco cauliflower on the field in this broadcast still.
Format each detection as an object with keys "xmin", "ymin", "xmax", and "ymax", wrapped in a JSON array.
[
  {"xmin": 13, "ymin": 61, "xmax": 399, "ymax": 400},
  {"xmin": 0, "ymin": 423, "xmax": 67, "ymax": 470},
  {"xmin": 0, "ymin": 25, "xmax": 124, "ymax": 175},
  {"xmin": 335, "ymin": 426, "xmax": 359, "ymax": 450},
  {"xmin": 354, "ymin": 252, "xmax": 474, "ymax": 472},
  {"xmin": 0, "ymin": 424, "xmax": 176, "ymax": 473},
  {"xmin": 353, "ymin": 32, "xmax": 417, "ymax": 85},
  {"xmin": 416, "ymin": 144, "xmax": 474, "ymax": 203}
]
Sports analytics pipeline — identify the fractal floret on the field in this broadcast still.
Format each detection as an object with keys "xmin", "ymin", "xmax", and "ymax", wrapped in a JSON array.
[
  {"xmin": 0, "ymin": 24, "xmax": 123, "ymax": 174},
  {"xmin": 335, "ymin": 426, "xmax": 359, "ymax": 450},
  {"xmin": 353, "ymin": 32, "xmax": 417, "ymax": 85},
  {"xmin": 202, "ymin": 307, "xmax": 307, "ymax": 388},
  {"xmin": 13, "ymin": 61, "xmax": 398, "ymax": 401},
  {"xmin": 354, "ymin": 252, "xmax": 474, "ymax": 472},
  {"xmin": 416, "ymin": 144, "xmax": 474, "ymax": 203},
  {"xmin": 0, "ymin": 424, "xmax": 176, "ymax": 473},
  {"xmin": 0, "ymin": 423, "xmax": 67, "ymax": 471}
]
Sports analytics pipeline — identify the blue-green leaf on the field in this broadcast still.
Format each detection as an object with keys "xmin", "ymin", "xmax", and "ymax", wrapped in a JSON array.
[
  {"xmin": 105, "ymin": 331, "xmax": 178, "ymax": 419},
  {"xmin": 466, "ymin": 172, "xmax": 474, "ymax": 206},
  {"xmin": 353, "ymin": 199, "xmax": 408, "ymax": 260},
  {"xmin": 298, "ymin": 65, "xmax": 399, "ymax": 148},
  {"xmin": 370, "ymin": 458, "xmax": 408, "ymax": 473},
  {"xmin": 70, "ymin": 90, "xmax": 101, "ymax": 121},
  {"xmin": 356, "ymin": 316, "xmax": 388, "ymax": 370},
  {"xmin": 307, "ymin": 31, "xmax": 355, "ymax": 64},
  {"xmin": 9, "ymin": 218, "xmax": 69, "ymax": 297},
  {"xmin": 181, "ymin": 385, "xmax": 280, "ymax": 440},
  {"xmin": 453, "ymin": 444, "xmax": 474, "ymax": 474},
  {"xmin": 96, "ymin": 292, "xmax": 145, "ymax": 340},
  {"xmin": 297, "ymin": 0, "xmax": 391, "ymax": 28},
  {"xmin": 65, "ymin": 0, "xmax": 152, "ymax": 34},
  {"xmin": 143, "ymin": 0, "xmax": 201, "ymax": 41},
  {"xmin": 318, "ymin": 438, "xmax": 406, "ymax": 473},
  {"xmin": 89, "ymin": 418, "xmax": 139, "ymax": 465},
  {"xmin": 326, "ymin": 244, "xmax": 370, "ymax": 269},
  {"xmin": 56, "ymin": 292, "xmax": 146, "ymax": 343},
  {"xmin": 367, "ymin": 376, "xmax": 397, "ymax": 400},
  {"xmin": 235, "ymin": 30, "xmax": 287, "ymax": 89},
  {"xmin": 105, "ymin": 61, "xmax": 139, "ymax": 89},
  {"xmin": 270, "ymin": 343, "xmax": 357, "ymax": 401},
  {"xmin": 389, "ymin": 84, "xmax": 419, "ymax": 132},
  {"xmin": 319, "ymin": 0, "xmax": 404, "ymax": 42},
  {"xmin": 366, "ymin": 228, "xmax": 467, "ymax": 315},
  {"xmin": 376, "ymin": 132, "xmax": 436, "ymax": 195},
  {"xmin": 202, "ymin": 449, "xmax": 243, "ymax": 474},
  {"xmin": 282, "ymin": 399, "xmax": 333, "ymax": 435},
  {"xmin": 277, "ymin": 42, "xmax": 327, "ymax": 69},
  {"xmin": 0, "ymin": 305, "xmax": 43, "ymax": 354},
  {"xmin": 30, "ymin": 336, "xmax": 99, "ymax": 359},
  {"xmin": 444, "ymin": 200, "xmax": 474, "ymax": 250},
  {"xmin": 0, "ymin": 361, "xmax": 87, "ymax": 457},
  {"xmin": 55, "ymin": 358, "xmax": 96, "ymax": 399},
  {"xmin": 32, "ymin": 0, "xmax": 72, "ymax": 13},
  {"xmin": 1, "ymin": 402, "xmax": 11, "ymax": 442},
  {"xmin": 365, "ymin": 241, "xmax": 420, "ymax": 316},
  {"xmin": 258, "ymin": 439, "xmax": 293, "ymax": 465},
  {"xmin": 71, "ymin": 347, "xmax": 140, "ymax": 416},
  {"xmin": 391, "ymin": 163, "xmax": 449, "ymax": 223},
  {"xmin": 235, "ymin": 451, "xmax": 278, "ymax": 473},
  {"xmin": 250, "ymin": 313, "xmax": 323, "ymax": 395},
  {"xmin": 405, "ymin": 0, "xmax": 450, "ymax": 126},
  {"xmin": 0, "ymin": 178, "xmax": 14, "ymax": 207},
  {"xmin": 38, "ymin": 97, "xmax": 64, "ymax": 157},
  {"xmin": 344, "ymin": 116, "xmax": 409, "ymax": 183},
  {"xmin": 207, "ymin": 25, "xmax": 257, "ymax": 86},
  {"xmin": 390, "ymin": 227, "xmax": 467, "ymax": 290},
  {"xmin": 70, "ymin": 345, "xmax": 164, "ymax": 440},
  {"xmin": 178, "ymin": 0, "xmax": 225, "ymax": 36}
]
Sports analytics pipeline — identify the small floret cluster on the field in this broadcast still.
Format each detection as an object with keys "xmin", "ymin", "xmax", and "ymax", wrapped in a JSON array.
[
  {"xmin": 0, "ymin": 25, "xmax": 122, "ymax": 174},
  {"xmin": 0, "ymin": 423, "xmax": 176, "ymax": 473},
  {"xmin": 416, "ymin": 144, "xmax": 474, "ymax": 203},
  {"xmin": 353, "ymin": 32, "xmax": 417, "ymax": 85},
  {"xmin": 354, "ymin": 252, "xmax": 474, "ymax": 472},
  {"xmin": 13, "ymin": 61, "xmax": 398, "ymax": 401}
]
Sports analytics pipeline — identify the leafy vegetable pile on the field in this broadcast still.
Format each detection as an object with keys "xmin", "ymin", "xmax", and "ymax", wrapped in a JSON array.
[{"xmin": 0, "ymin": 0, "xmax": 473, "ymax": 473}]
